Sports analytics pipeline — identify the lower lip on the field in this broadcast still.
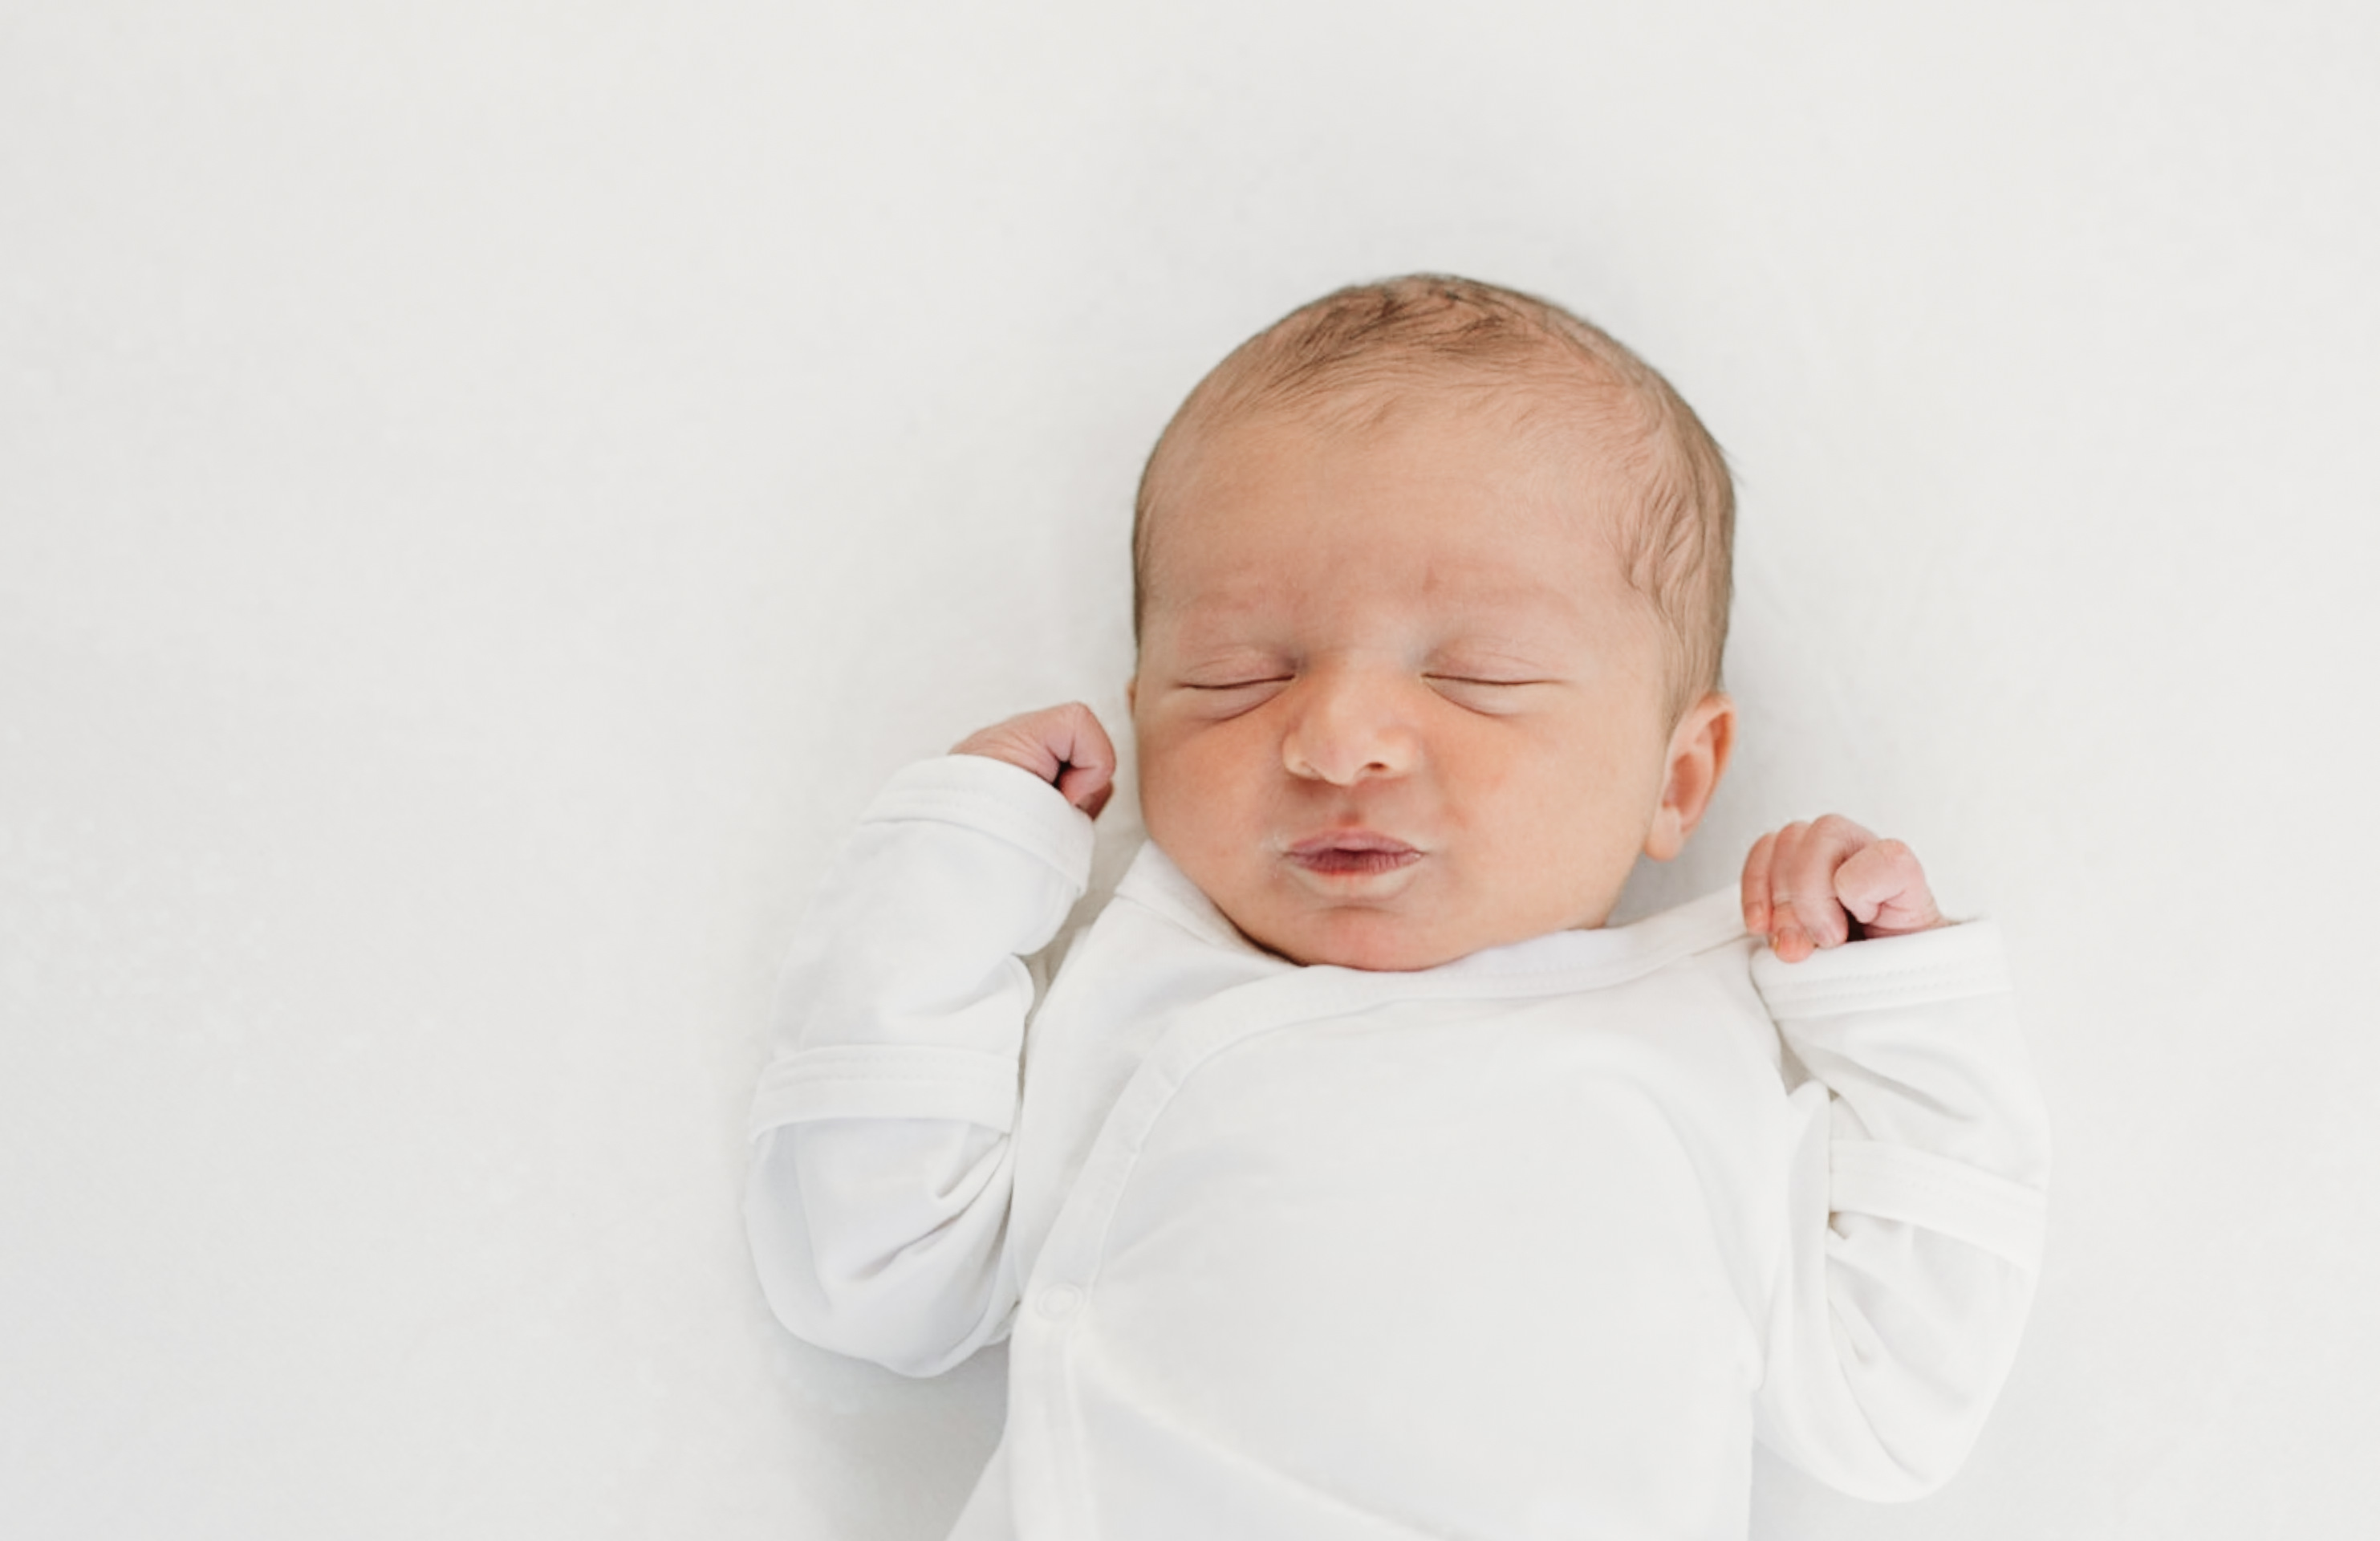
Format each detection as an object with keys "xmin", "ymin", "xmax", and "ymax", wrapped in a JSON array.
[{"xmin": 1291, "ymin": 848, "xmax": 1423, "ymax": 876}]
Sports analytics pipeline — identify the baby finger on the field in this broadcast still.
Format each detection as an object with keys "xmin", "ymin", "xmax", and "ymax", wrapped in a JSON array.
[{"xmin": 1740, "ymin": 829, "xmax": 1779, "ymax": 935}]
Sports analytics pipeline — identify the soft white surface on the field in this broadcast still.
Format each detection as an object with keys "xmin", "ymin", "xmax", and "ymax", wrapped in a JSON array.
[{"xmin": 2, "ymin": 2, "xmax": 2373, "ymax": 1536}]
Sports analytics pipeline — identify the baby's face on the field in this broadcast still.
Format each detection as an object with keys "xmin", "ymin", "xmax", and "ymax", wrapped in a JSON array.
[{"xmin": 1132, "ymin": 395, "xmax": 1713, "ymax": 971}]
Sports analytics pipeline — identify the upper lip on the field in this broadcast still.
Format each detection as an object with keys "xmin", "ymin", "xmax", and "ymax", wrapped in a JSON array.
[{"xmin": 1286, "ymin": 829, "xmax": 1419, "ymax": 858}]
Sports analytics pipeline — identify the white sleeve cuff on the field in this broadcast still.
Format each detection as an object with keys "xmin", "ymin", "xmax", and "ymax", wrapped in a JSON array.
[
  {"xmin": 864, "ymin": 754, "xmax": 1096, "ymax": 888},
  {"xmin": 1751, "ymin": 919, "xmax": 2012, "ymax": 1019}
]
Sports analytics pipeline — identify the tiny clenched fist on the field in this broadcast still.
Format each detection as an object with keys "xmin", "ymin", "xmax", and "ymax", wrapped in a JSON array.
[
  {"xmin": 952, "ymin": 702, "xmax": 1119, "ymax": 819},
  {"xmin": 1740, "ymin": 815, "xmax": 1946, "ymax": 963}
]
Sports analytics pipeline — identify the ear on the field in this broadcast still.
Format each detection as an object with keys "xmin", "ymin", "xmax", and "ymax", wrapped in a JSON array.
[{"xmin": 1642, "ymin": 691, "xmax": 1735, "ymax": 863}]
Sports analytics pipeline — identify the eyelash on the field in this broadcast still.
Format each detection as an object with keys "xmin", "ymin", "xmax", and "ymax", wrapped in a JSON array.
[{"xmin": 1183, "ymin": 674, "xmax": 1542, "ymax": 693}]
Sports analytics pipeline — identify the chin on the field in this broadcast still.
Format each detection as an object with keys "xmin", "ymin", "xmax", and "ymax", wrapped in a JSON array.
[{"xmin": 1259, "ymin": 913, "xmax": 1471, "ymax": 974}]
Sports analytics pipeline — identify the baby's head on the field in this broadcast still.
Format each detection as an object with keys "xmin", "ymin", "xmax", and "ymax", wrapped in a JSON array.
[{"xmin": 1128, "ymin": 275, "xmax": 1736, "ymax": 971}]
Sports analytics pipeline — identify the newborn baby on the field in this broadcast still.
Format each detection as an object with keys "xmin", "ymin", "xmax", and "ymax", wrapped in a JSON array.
[{"xmin": 745, "ymin": 276, "xmax": 2049, "ymax": 1541}]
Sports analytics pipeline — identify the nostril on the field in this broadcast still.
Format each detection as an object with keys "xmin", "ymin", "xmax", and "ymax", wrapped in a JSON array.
[{"xmin": 1280, "ymin": 677, "xmax": 1418, "ymax": 784}]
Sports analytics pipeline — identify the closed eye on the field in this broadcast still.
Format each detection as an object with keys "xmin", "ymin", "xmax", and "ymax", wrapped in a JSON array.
[
  {"xmin": 1176, "ymin": 675, "xmax": 1293, "ymax": 720},
  {"xmin": 1425, "ymin": 674, "xmax": 1554, "ymax": 714},
  {"xmin": 1425, "ymin": 675, "xmax": 1550, "ymax": 688}
]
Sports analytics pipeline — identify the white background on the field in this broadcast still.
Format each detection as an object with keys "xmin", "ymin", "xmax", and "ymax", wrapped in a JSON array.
[{"xmin": 4, "ymin": 2, "xmax": 2375, "ymax": 1536}]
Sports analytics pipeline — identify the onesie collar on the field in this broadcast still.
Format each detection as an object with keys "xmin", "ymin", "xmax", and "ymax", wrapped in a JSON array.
[{"xmin": 1112, "ymin": 840, "xmax": 1749, "ymax": 990}]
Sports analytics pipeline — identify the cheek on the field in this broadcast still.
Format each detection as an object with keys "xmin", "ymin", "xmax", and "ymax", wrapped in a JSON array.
[
  {"xmin": 1440, "ymin": 718, "xmax": 1577, "ymax": 819},
  {"xmin": 1444, "ymin": 716, "xmax": 1652, "ymax": 851},
  {"xmin": 1139, "ymin": 719, "xmax": 1270, "ymax": 851},
  {"xmin": 1434, "ymin": 718, "xmax": 1514, "ymax": 795}
]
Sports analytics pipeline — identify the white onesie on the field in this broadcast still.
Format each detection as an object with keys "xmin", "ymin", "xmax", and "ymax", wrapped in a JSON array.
[{"xmin": 745, "ymin": 755, "xmax": 2051, "ymax": 1540}]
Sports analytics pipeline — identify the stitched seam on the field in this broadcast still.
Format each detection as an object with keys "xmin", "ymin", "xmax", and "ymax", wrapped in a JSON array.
[
  {"xmin": 785, "ymin": 1068, "xmax": 1014, "ymax": 1085},
  {"xmin": 786, "ymin": 1047, "xmax": 1011, "ymax": 1063},
  {"xmin": 1778, "ymin": 958, "xmax": 2000, "ymax": 985},
  {"xmin": 1761, "ymin": 971, "xmax": 2010, "ymax": 1013},
  {"xmin": 1769, "ymin": 976, "xmax": 2008, "ymax": 1003}
]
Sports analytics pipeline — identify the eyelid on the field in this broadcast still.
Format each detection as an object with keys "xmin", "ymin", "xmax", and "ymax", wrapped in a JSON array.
[{"xmin": 1425, "ymin": 673, "xmax": 1551, "ymax": 687}]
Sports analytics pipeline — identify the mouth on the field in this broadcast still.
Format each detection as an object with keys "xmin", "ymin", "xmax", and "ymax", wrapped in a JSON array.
[{"xmin": 1285, "ymin": 831, "xmax": 1424, "ymax": 877}]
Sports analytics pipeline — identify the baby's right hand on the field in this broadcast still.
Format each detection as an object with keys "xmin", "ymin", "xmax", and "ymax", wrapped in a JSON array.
[{"xmin": 952, "ymin": 702, "xmax": 1118, "ymax": 819}]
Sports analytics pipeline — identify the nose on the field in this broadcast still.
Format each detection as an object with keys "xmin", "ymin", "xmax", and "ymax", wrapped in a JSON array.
[{"xmin": 1279, "ymin": 661, "xmax": 1419, "ymax": 786}]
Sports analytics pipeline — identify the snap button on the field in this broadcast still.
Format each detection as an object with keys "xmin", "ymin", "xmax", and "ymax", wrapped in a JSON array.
[{"xmin": 1037, "ymin": 1284, "xmax": 1083, "ymax": 1322}]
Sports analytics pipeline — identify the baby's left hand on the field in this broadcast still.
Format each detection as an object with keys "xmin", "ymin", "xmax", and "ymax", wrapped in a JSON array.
[{"xmin": 1741, "ymin": 815, "xmax": 1947, "ymax": 963}]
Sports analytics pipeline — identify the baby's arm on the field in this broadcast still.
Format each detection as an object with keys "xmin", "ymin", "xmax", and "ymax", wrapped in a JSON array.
[
  {"xmin": 1737, "ymin": 818, "xmax": 2051, "ymax": 1498},
  {"xmin": 741, "ymin": 706, "xmax": 1113, "ymax": 1376}
]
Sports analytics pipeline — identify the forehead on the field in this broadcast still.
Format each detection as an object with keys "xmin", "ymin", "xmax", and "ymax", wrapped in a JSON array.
[{"xmin": 1141, "ymin": 391, "xmax": 1635, "ymax": 630}]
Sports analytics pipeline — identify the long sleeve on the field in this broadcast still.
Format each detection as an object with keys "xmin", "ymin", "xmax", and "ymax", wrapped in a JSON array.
[
  {"xmin": 742, "ymin": 755, "xmax": 1094, "ymax": 1376},
  {"xmin": 1749, "ymin": 920, "xmax": 2052, "ymax": 1500}
]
